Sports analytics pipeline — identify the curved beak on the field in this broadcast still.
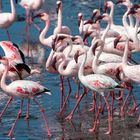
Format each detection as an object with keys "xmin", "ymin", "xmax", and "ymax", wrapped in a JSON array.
[
  {"xmin": 95, "ymin": 15, "xmax": 103, "ymax": 23},
  {"xmin": 115, "ymin": 0, "xmax": 124, "ymax": 5},
  {"xmin": 83, "ymin": 31, "xmax": 92, "ymax": 42},
  {"xmin": 104, "ymin": 2, "xmax": 108, "ymax": 13},
  {"xmin": 84, "ymin": 20, "xmax": 94, "ymax": 25},
  {"xmin": 114, "ymin": 36, "xmax": 121, "ymax": 48},
  {"xmin": 74, "ymin": 51, "xmax": 79, "ymax": 63},
  {"xmin": 56, "ymin": 1, "xmax": 61, "ymax": 14},
  {"xmin": 127, "ymin": 8, "xmax": 137, "ymax": 15},
  {"xmin": 91, "ymin": 12, "xmax": 97, "ymax": 20},
  {"xmin": 33, "ymin": 13, "xmax": 43, "ymax": 19},
  {"xmin": 78, "ymin": 15, "xmax": 83, "ymax": 27}
]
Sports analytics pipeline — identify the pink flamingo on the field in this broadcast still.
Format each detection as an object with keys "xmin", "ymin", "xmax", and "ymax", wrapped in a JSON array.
[
  {"xmin": 78, "ymin": 40, "xmax": 122, "ymax": 134},
  {"xmin": 53, "ymin": 1, "xmax": 71, "ymax": 35},
  {"xmin": 0, "ymin": 56, "xmax": 52, "ymax": 137},
  {"xmin": 115, "ymin": 35, "xmax": 139, "ymax": 117},
  {"xmin": 0, "ymin": 0, "xmax": 16, "ymax": 40}
]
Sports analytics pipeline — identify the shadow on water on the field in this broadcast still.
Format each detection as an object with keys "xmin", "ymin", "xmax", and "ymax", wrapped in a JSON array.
[{"xmin": 0, "ymin": 0, "xmax": 140, "ymax": 140}]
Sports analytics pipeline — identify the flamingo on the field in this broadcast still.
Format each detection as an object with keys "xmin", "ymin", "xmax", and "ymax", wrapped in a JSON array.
[
  {"xmin": 78, "ymin": 40, "xmax": 123, "ymax": 134},
  {"xmin": 0, "ymin": 0, "xmax": 16, "ymax": 40},
  {"xmin": 0, "ymin": 56, "xmax": 52, "ymax": 137},
  {"xmin": 115, "ymin": 35, "xmax": 140, "ymax": 117},
  {"xmin": 53, "ymin": 0, "xmax": 71, "ymax": 35}
]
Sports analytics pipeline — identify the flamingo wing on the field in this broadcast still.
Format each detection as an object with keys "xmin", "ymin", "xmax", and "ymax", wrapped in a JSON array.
[{"xmin": 7, "ymin": 80, "xmax": 51, "ymax": 97}]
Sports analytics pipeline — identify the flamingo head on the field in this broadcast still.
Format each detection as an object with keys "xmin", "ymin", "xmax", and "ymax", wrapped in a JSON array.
[
  {"xmin": 78, "ymin": 13, "xmax": 83, "ymax": 26},
  {"xmin": 73, "ymin": 50, "xmax": 84, "ymax": 63},
  {"xmin": 91, "ymin": 9, "xmax": 100, "ymax": 20},
  {"xmin": 72, "ymin": 35, "xmax": 83, "ymax": 45},
  {"xmin": 92, "ymin": 40, "xmax": 104, "ymax": 55},
  {"xmin": 104, "ymin": 1, "xmax": 114, "ymax": 12},
  {"xmin": 116, "ymin": 0, "xmax": 132, "ymax": 7},
  {"xmin": 84, "ymin": 20, "xmax": 94, "ymax": 25},
  {"xmin": 95, "ymin": 13, "xmax": 110, "ymax": 23},
  {"xmin": 56, "ymin": 1, "xmax": 62, "ymax": 14},
  {"xmin": 114, "ymin": 35, "xmax": 133, "ymax": 48},
  {"xmin": 128, "ymin": 4, "xmax": 140, "ymax": 17},
  {"xmin": 83, "ymin": 31, "xmax": 92, "ymax": 42},
  {"xmin": 33, "ymin": 12, "xmax": 50, "ymax": 21}
]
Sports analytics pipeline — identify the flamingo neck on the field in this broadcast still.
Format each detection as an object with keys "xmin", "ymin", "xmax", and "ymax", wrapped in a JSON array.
[
  {"xmin": 78, "ymin": 51, "xmax": 87, "ymax": 78},
  {"xmin": 101, "ymin": 20, "xmax": 111, "ymax": 41},
  {"xmin": 39, "ymin": 19, "xmax": 50, "ymax": 46},
  {"xmin": 46, "ymin": 50, "xmax": 55, "ymax": 68},
  {"xmin": 79, "ymin": 18, "xmax": 84, "ymax": 34},
  {"xmin": 57, "ymin": 7, "xmax": 62, "ymax": 33},
  {"xmin": 11, "ymin": 0, "xmax": 16, "ymax": 17},
  {"xmin": 134, "ymin": 17, "xmax": 140, "ymax": 50},
  {"xmin": 58, "ymin": 55, "xmax": 70, "ymax": 75},
  {"xmin": 109, "ymin": 4, "xmax": 114, "ymax": 25},
  {"xmin": 122, "ymin": 8, "xmax": 129, "ymax": 30},
  {"xmin": 127, "ymin": 3, "xmax": 134, "ymax": 27},
  {"xmin": 1, "ymin": 64, "xmax": 8, "ymax": 93},
  {"xmin": 122, "ymin": 38, "xmax": 129, "ymax": 65}
]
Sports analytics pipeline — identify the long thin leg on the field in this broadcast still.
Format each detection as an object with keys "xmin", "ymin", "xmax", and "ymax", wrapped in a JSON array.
[
  {"xmin": 89, "ymin": 106, "xmax": 100, "ymax": 132},
  {"xmin": 33, "ymin": 98, "xmax": 52, "ymax": 137},
  {"xmin": 0, "ymin": 96, "xmax": 13, "ymax": 120},
  {"xmin": 65, "ymin": 87, "xmax": 87, "ymax": 121},
  {"xmin": 103, "ymin": 95, "xmax": 112, "ymax": 135},
  {"xmin": 8, "ymin": 99, "xmax": 24, "ymax": 137},
  {"xmin": 25, "ymin": 9, "xmax": 30, "ymax": 57},
  {"xmin": 75, "ymin": 80, "xmax": 80, "ymax": 99},
  {"xmin": 59, "ymin": 78, "xmax": 72, "ymax": 116},
  {"xmin": 60, "ymin": 76, "xmax": 64, "ymax": 110},
  {"xmin": 25, "ymin": 99, "xmax": 30, "ymax": 120},
  {"xmin": 120, "ymin": 88, "xmax": 132, "ymax": 118},
  {"xmin": 89, "ymin": 92, "xmax": 97, "ymax": 112}
]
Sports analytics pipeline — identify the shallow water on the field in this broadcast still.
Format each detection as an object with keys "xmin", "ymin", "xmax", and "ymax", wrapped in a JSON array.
[{"xmin": 0, "ymin": 0, "xmax": 140, "ymax": 140}]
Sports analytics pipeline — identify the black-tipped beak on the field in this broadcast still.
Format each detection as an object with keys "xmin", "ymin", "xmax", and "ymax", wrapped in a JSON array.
[
  {"xmin": 74, "ymin": 51, "xmax": 80, "ymax": 63},
  {"xmin": 57, "ymin": 35, "xmax": 67, "ymax": 42},
  {"xmin": 33, "ymin": 13, "xmax": 43, "ymax": 19},
  {"xmin": 104, "ymin": 2, "xmax": 108, "ymax": 13},
  {"xmin": 95, "ymin": 15, "xmax": 103, "ymax": 23},
  {"xmin": 83, "ymin": 31, "xmax": 92, "ymax": 42},
  {"xmin": 91, "ymin": 12, "xmax": 97, "ymax": 20},
  {"xmin": 84, "ymin": 20, "xmax": 94, "ymax": 25},
  {"xmin": 115, "ymin": 0, "xmax": 124, "ymax": 5},
  {"xmin": 52, "ymin": 35, "xmax": 58, "ymax": 51},
  {"xmin": 56, "ymin": 2, "xmax": 61, "ymax": 14},
  {"xmin": 71, "ymin": 37, "xmax": 77, "ymax": 42},
  {"xmin": 92, "ymin": 42, "xmax": 99, "ymax": 56},
  {"xmin": 114, "ymin": 36, "xmax": 121, "ymax": 48},
  {"xmin": 78, "ymin": 15, "xmax": 82, "ymax": 27},
  {"xmin": 127, "ymin": 8, "xmax": 137, "ymax": 15}
]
